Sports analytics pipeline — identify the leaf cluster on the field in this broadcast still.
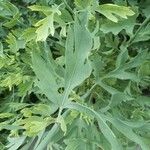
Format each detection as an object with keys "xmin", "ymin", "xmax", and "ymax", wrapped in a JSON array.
[{"xmin": 0, "ymin": 0, "xmax": 150, "ymax": 150}]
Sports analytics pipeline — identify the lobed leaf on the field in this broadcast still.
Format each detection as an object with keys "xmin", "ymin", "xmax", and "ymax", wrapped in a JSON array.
[{"xmin": 97, "ymin": 4, "xmax": 135, "ymax": 22}]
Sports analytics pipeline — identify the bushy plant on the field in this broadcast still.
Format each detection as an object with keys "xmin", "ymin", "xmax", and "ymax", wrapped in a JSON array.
[{"xmin": 0, "ymin": 0, "xmax": 150, "ymax": 149}]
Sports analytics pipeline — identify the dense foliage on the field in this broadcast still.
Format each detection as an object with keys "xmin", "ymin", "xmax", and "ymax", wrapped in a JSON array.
[{"xmin": 0, "ymin": 0, "xmax": 150, "ymax": 149}]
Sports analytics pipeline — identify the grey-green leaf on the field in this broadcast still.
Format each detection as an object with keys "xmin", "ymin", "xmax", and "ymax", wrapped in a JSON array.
[
  {"xmin": 66, "ymin": 102, "xmax": 123, "ymax": 150},
  {"xmin": 64, "ymin": 16, "xmax": 92, "ymax": 96}
]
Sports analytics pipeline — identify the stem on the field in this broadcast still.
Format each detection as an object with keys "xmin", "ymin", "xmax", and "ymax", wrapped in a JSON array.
[
  {"xmin": 63, "ymin": 0, "xmax": 74, "ymax": 19},
  {"xmin": 35, "ymin": 110, "xmax": 69, "ymax": 150},
  {"xmin": 128, "ymin": 15, "xmax": 150, "ymax": 45},
  {"xmin": 82, "ymin": 83, "xmax": 97, "ymax": 100},
  {"xmin": 35, "ymin": 124, "xmax": 59, "ymax": 150},
  {"xmin": 57, "ymin": 87, "xmax": 70, "ymax": 119}
]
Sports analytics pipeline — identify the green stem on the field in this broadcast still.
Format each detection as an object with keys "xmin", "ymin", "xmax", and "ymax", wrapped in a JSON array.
[
  {"xmin": 35, "ymin": 110, "xmax": 69, "ymax": 150},
  {"xmin": 63, "ymin": 0, "xmax": 74, "ymax": 19},
  {"xmin": 82, "ymin": 83, "xmax": 97, "ymax": 100},
  {"xmin": 128, "ymin": 15, "xmax": 150, "ymax": 45}
]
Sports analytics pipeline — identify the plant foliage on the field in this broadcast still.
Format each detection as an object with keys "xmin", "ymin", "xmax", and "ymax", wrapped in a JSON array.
[{"xmin": 0, "ymin": 0, "xmax": 150, "ymax": 150}]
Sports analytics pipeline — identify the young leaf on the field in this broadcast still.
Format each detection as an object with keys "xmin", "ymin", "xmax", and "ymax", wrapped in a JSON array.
[
  {"xmin": 56, "ymin": 116, "xmax": 67, "ymax": 134},
  {"xmin": 96, "ymin": 4, "xmax": 135, "ymax": 22},
  {"xmin": 35, "ymin": 15, "xmax": 55, "ymax": 41},
  {"xmin": 29, "ymin": 5, "xmax": 61, "ymax": 41},
  {"xmin": 28, "ymin": 5, "xmax": 61, "ymax": 16}
]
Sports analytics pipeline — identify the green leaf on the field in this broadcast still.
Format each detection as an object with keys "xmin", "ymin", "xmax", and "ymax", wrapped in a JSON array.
[
  {"xmin": 0, "ymin": 73, "xmax": 23, "ymax": 90},
  {"xmin": 0, "ymin": 113, "xmax": 14, "ymax": 119},
  {"xmin": 18, "ymin": 80, "xmax": 33, "ymax": 97},
  {"xmin": 3, "ymin": 13, "xmax": 20, "ymax": 28},
  {"xmin": 109, "ymin": 92, "xmax": 133, "ymax": 107},
  {"xmin": 32, "ymin": 103, "xmax": 58, "ymax": 116},
  {"xmin": 57, "ymin": 116, "xmax": 67, "ymax": 134},
  {"xmin": 32, "ymin": 49, "xmax": 63, "ymax": 105},
  {"xmin": 21, "ymin": 28, "xmax": 36, "ymax": 42},
  {"xmin": 18, "ymin": 116, "xmax": 53, "ymax": 137},
  {"xmin": 115, "ymin": 46, "xmax": 129, "ymax": 68},
  {"xmin": 105, "ymin": 116, "xmax": 150, "ymax": 150},
  {"xmin": 100, "ymin": 14, "xmax": 137, "ymax": 35},
  {"xmin": 6, "ymin": 33, "xmax": 25, "ymax": 53},
  {"xmin": 65, "ymin": 138, "xmax": 98, "ymax": 150},
  {"xmin": 35, "ymin": 15, "xmax": 55, "ymax": 41},
  {"xmin": 6, "ymin": 136, "xmax": 26, "ymax": 150},
  {"xmin": 106, "ymin": 69, "xmax": 140, "ymax": 82},
  {"xmin": 6, "ymin": 33, "xmax": 19, "ymax": 53},
  {"xmin": 29, "ymin": 5, "xmax": 61, "ymax": 41},
  {"xmin": 66, "ymin": 102, "xmax": 123, "ymax": 150},
  {"xmin": 0, "ymin": 1, "xmax": 19, "ymax": 17},
  {"xmin": 132, "ymin": 23, "xmax": 150, "ymax": 43},
  {"xmin": 97, "ymin": 4, "xmax": 135, "ymax": 22},
  {"xmin": 28, "ymin": 5, "xmax": 61, "ymax": 16},
  {"xmin": 0, "ymin": 42, "xmax": 3, "ymax": 56},
  {"xmin": 75, "ymin": 0, "xmax": 92, "ymax": 8},
  {"xmin": 64, "ymin": 14, "xmax": 93, "ymax": 105}
]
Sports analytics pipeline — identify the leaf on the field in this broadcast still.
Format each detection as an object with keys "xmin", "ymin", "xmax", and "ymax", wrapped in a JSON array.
[
  {"xmin": 35, "ymin": 15, "xmax": 55, "ymax": 41},
  {"xmin": 32, "ymin": 49, "xmax": 63, "ymax": 105},
  {"xmin": 8, "ymin": 103, "xmax": 31, "ymax": 111},
  {"xmin": 6, "ymin": 33, "xmax": 25, "ymax": 53},
  {"xmin": 109, "ymin": 92, "xmax": 133, "ymax": 108},
  {"xmin": 124, "ymin": 50, "xmax": 148, "ymax": 70},
  {"xmin": 0, "ymin": 42, "xmax": 3, "ymax": 56},
  {"xmin": 28, "ymin": 5, "xmax": 61, "ymax": 16},
  {"xmin": 64, "ymin": 14, "xmax": 93, "ymax": 105},
  {"xmin": 100, "ymin": 14, "xmax": 137, "ymax": 35},
  {"xmin": 64, "ymin": 138, "xmax": 91, "ymax": 150},
  {"xmin": 21, "ymin": 28, "xmax": 36, "ymax": 42},
  {"xmin": 34, "ymin": 124, "xmax": 61, "ymax": 150},
  {"xmin": 0, "ymin": 113, "xmax": 14, "ymax": 119},
  {"xmin": 32, "ymin": 103, "xmax": 58, "ymax": 116},
  {"xmin": 3, "ymin": 13, "xmax": 20, "ymax": 28},
  {"xmin": 6, "ymin": 33, "xmax": 19, "ymax": 53},
  {"xmin": 96, "ymin": 4, "xmax": 135, "ymax": 22},
  {"xmin": 105, "ymin": 116, "xmax": 150, "ymax": 150},
  {"xmin": 132, "ymin": 23, "xmax": 150, "ymax": 43},
  {"xmin": 66, "ymin": 102, "xmax": 123, "ymax": 150},
  {"xmin": 31, "ymin": 22, "xmax": 95, "ymax": 105},
  {"xmin": 139, "ymin": 61, "xmax": 150, "ymax": 77},
  {"xmin": 0, "ymin": 1, "xmax": 19, "ymax": 17},
  {"xmin": 75, "ymin": 0, "xmax": 92, "ymax": 8},
  {"xmin": 97, "ymin": 80, "xmax": 119, "ymax": 95},
  {"xmin": 0, "ymin": 73, "xmax": 23, "ymax": 90},
  {"xmin": 6, "ymin": 136, "xmax": 26, "ymax": 150},
  {"xmin": 56, "ymin": 116, "xmax": 67, "ymax": 134},
  {"xmin": 106, "ymin": 69, "xmax": 140, "ymax": 82},
  {"xmin": 18, "ymin": 80, "xmax": 33, "ymax": 97},
  {"xmin": 29, "ymin": 5, "xmax": 61, "ymax": 41},
  {"xmin": 115, "ymin": 46, "xmax": 129, "ymax": 68},
  {"xmin": 18, "ymin": 116, "xmax": 53, "ymax": 137}
]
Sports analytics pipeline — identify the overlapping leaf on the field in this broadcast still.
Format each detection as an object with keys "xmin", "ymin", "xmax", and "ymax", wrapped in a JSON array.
[
  {"xmin": 29, "ymin": 5, "xmax": 61, "ymax": 41},
  {"xmin": 96, "ymin": 4, "xmax": 135, "ymax": 22},
  {"xmin": 64, "ymin": 14, "xmax": 93, "ymax": 104},
  {"xmin": 32, "ymin": 13, "xmax": 93, "ymax": 106}
]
